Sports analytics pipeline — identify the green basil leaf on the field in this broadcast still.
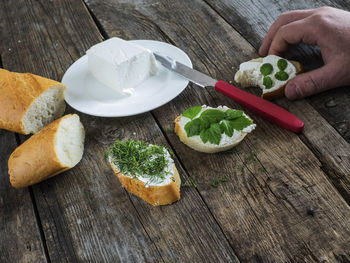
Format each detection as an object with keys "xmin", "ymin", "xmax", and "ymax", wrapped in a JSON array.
[
  {"xmin": 225, "ymin": 109, "xmax": 243, "ymax": 120},
  {"xmin": 182, "ymin": 106, "xmax": 202, "ymax": 119},
  {"xmin": 200, "ymin": 109, "xmax": 225, "ymax": 123},
  {"xmin": 200, "ymin": 123, "xmax": 222, "ymax": 145},
  {"xmin": 277, "ymin": 59, "xmax": 288, "ymax": 71},
  {"xmin": 260, "ymin": 63, "xmax": 273, "ymax": 76},
  {"xmin": 275, "ymin": 71, "xmax": 289, "ymax": 81},
  {"xmin": 263, "ymin": 76, "xmax": 273, "ymax": 89},
  {"xmin": 184, "ymin": 118, "xmax": 202, "ymax": 137},
  {"xmin": 198, "ymin": 117, "xmax": 210, "ymax": 130},
  {"xmin": 230, "ymin": 116, "xmax": 253, "ymax": 131},
  {"xmin": 220, "ymin": 119, "xmax": 234, "ymax": 137}
]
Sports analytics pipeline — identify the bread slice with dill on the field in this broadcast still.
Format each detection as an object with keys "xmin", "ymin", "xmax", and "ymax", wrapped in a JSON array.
[
  {"xmin": 107, "ymin": 139, "xmax": 181, "ymax": 206},
  {"xmin": 175, "ymin": 105, "xmax": 256, "ymax": 153},
  {"xmin": 0, "ymin": 68, "xmax": 66, "ymax": 134},
  {"xmin": 234, "ymin": 55, "xmax": 302, "ymax": 100}
]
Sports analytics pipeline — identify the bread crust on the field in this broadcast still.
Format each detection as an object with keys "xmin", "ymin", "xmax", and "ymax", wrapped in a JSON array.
[
  {"xmin": 8, "ymin": 114, "xmax": 75, "ymax": 188},
  {"xmin": 109, "ymin": 162, "xmax": 181, "ymax": 206},
  {"xmin": 174, "ymin": 113, "xmax": 249, "ymax": 153},
  {"xmin": 0, "ymin": 69, "xmax": 66, "ymax": 134}
]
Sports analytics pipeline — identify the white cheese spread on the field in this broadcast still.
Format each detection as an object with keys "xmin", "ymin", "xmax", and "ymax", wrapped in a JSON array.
[
  {"xmin": 87, "ymin": 37, "xmax": 158, "ymax": 95},
  {"xmin": 234, "ymin": 55, "xmax": 296, "ymax": 93}
]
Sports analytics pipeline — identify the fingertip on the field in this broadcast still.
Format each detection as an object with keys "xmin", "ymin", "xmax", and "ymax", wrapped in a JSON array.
[
  {"xmin": 258, "ymin": 45, "xmax": 267, "ymax": 56},
  {"xmin": 285, "ymin": 82, "xmax": 299, "ymax": 100}
]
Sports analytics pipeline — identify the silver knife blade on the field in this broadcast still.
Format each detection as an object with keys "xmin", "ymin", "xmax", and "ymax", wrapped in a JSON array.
[{"xmin": 154, "ymin": 52, "xmax": 217, "ymax": 88}]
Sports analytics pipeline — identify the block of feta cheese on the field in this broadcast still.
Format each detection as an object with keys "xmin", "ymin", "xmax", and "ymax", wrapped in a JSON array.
[{"xmin": 87, "ymin": 37, "xmax": 158, "ymax": 95}]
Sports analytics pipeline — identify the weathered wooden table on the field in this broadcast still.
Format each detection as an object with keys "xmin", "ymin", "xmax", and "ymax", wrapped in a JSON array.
[{"xmin": 2, "ymin": 0, "xmax": 350, "ymax": 262}]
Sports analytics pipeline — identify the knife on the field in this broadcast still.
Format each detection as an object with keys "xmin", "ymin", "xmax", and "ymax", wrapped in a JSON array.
[{"xmin": 154, "ymin": 52, "xmax": 304, "ymax": 133}]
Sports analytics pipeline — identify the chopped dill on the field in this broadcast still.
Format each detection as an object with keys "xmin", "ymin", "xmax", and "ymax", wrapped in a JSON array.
[
  {"xmin": 211, "ymin": 177, "xmax": 228, "ymax": 188},
  {"xmin": 248, "ymin": 149, "xmax": 258, "ymax": 162},
  {"xmin": 237, "ymin": 164, "xmax": 244, "ymax": 171},
  {"xmin": 258, "ymin": 167, "xmax": 266, "ymax": 173},
  {"xmin": 106, "ymin": 139, "xmax": 171, "ymax": 184},
  {"xmin": 183, "ymin": 177, "xmax": 197, "ymax": 188}
]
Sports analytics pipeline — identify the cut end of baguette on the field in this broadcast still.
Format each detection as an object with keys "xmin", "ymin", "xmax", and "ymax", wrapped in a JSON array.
[
  {"xmin": 55, "ymin": 114, "xmax": 85, "ymax": 168},
  {"xmin": 109, "ymin": 161, "xmax": 181, "ymax": 206},
  {"xmin": 22, "ymin": 85, "xmax": 66, "ymax": 134}
]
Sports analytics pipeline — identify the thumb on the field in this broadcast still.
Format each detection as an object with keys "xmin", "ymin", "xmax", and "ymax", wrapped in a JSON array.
[{"xmin": 284, "ymin": 63, "xmax": 338, "ymax": 100}]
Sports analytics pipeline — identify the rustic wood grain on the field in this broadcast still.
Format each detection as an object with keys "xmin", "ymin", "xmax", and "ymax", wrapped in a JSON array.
[
  {"xmin": 0, "ymin": 131, "xmax": 47, "ymax": 263},
  {"xmin": 84, "ymin": 0, "xmax": 350, "ymax": 261},
  {"xmin": 203, "ymin": 0, "xmax": 350, "ymax": 208},
  {"xmin": 202, "ymin": 0, "xmax": 350, "ymax": 141},
  {"xmin": 288, "ymin": 100, "xmax": 350, "ymax": 202},
  {"xmin": 1, "ymin": 0, "xmax": 240, "ymax": 262},
  {"xmin": 307, "ymin": 87, "xmax": 350, "ymax": 143}
]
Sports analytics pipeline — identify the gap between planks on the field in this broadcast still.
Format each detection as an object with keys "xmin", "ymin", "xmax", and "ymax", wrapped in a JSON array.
[
  {"xmin": 14, "ymin": 133, "xmax": 52, "ymax": 263},
  {"xmin": 202, "ymin": 0, "xmax": 259, "ymax": 50}
]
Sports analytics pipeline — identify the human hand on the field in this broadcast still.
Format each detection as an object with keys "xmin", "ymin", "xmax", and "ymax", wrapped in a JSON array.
[{"xmin": 259, "ymin": 7, "xmax": 350, "ymax": 100}]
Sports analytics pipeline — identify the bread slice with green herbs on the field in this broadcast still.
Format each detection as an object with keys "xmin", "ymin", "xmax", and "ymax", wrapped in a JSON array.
[
  {"xmin": 175, "ymin": 105, "xmax": 256, "ymax": 153},
  {"xmin": 107, "ymin": 139, "xmax": 181, "ymax": 206},
  {"xmin": 234, "ymin": 55, "xmax": 302, "ymax": 100}
]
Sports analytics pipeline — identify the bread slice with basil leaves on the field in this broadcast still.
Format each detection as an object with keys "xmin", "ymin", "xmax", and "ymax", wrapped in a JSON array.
[
  {"xmin": 234, "ymin": 55, "xmax": 302, "ymax": 100},
  {"xmin": 107, "ymin": 139, "xmax": 181, "ymax": 206},
  {"xmin": 175, "ymin": 105, "xmax": 256, "ymax": 153}
]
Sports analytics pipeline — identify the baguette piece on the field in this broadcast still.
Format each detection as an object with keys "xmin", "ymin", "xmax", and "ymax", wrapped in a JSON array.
[
  {"xmin": 175, "ymin": 105, "xmax": 256, "ymax": 153},
  {"xmin": 107, "ymin": 140, "xmax": 181, "ymax": 206},
  {"xmin": 234, "ymin": 55, "xmax": 302, "ymax": 100},
  {"xmin": 0, "ymin": 68, "xmax": 66, "ymax": 134},
  {"xmin": 110, "ymin": 162, "xmax": 181, "ymax": 206},
  {"xmin": 8, "ymin": 114, "xmax": 85, "ymax": 188}
]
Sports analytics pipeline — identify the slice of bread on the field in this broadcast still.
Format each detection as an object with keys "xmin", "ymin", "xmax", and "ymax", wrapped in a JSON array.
[
  {"xmin": 8, "ymin": 114, "xmax": 85, "ymax": 188},
  {"xmin": 234, "ymin": 55, "xmax": 302, "ymax": 100},
  {"xmin": 107, "ymin": 140, "xmax": 181, "ymax": 206},
  {"xmin": 109, "ymin": 162, "xmax": 181, "ymax": 206},
  {"xmin": 0, "ymin": 69, "xmax": 66, "ymax": 134},
  {"xmin": 175, "ymin": 105, "xmax": 256, "ymax": 153}
]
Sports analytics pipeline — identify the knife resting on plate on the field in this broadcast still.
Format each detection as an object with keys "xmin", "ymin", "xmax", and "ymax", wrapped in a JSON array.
[{"xmin": 154, "ymin": 52, "xmax": 304, "ymax": 133}]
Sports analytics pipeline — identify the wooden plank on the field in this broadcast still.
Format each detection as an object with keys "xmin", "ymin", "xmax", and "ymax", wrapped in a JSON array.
[
  {"xmin": 0, "ymin": 131, "xmax": 47, "ymax": 262},
  {"xmin": 307, "ymin": 87, "xmax": 350, "ymax": 143},
  {"xmin": 84, "ymin": 0, "xmax": 350, "ymax": 261},
  {"xmin": 204, "ymin": 0, "xmax": 350, "ymax": 141},
  {"xmin": 203, "ymin": 0, "xmax": 350, "ymax": 208},
  {"xmin": 288, "ymin": 100, "xmax": 350, "ymax": 203},
  {"xmin": 1, "ymin": 0, "xmax": 240, "ymax": 262}
]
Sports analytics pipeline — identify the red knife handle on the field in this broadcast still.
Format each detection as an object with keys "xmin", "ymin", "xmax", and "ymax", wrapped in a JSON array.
[{"xmin": 214, "ymin": 80, "xmax": 304, "ymax": 133}]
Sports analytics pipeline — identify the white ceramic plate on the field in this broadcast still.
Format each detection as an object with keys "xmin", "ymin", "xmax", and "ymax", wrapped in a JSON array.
[{"xmin": 62, "ymin": 40, "xmax": 192, "ymax": 117}]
